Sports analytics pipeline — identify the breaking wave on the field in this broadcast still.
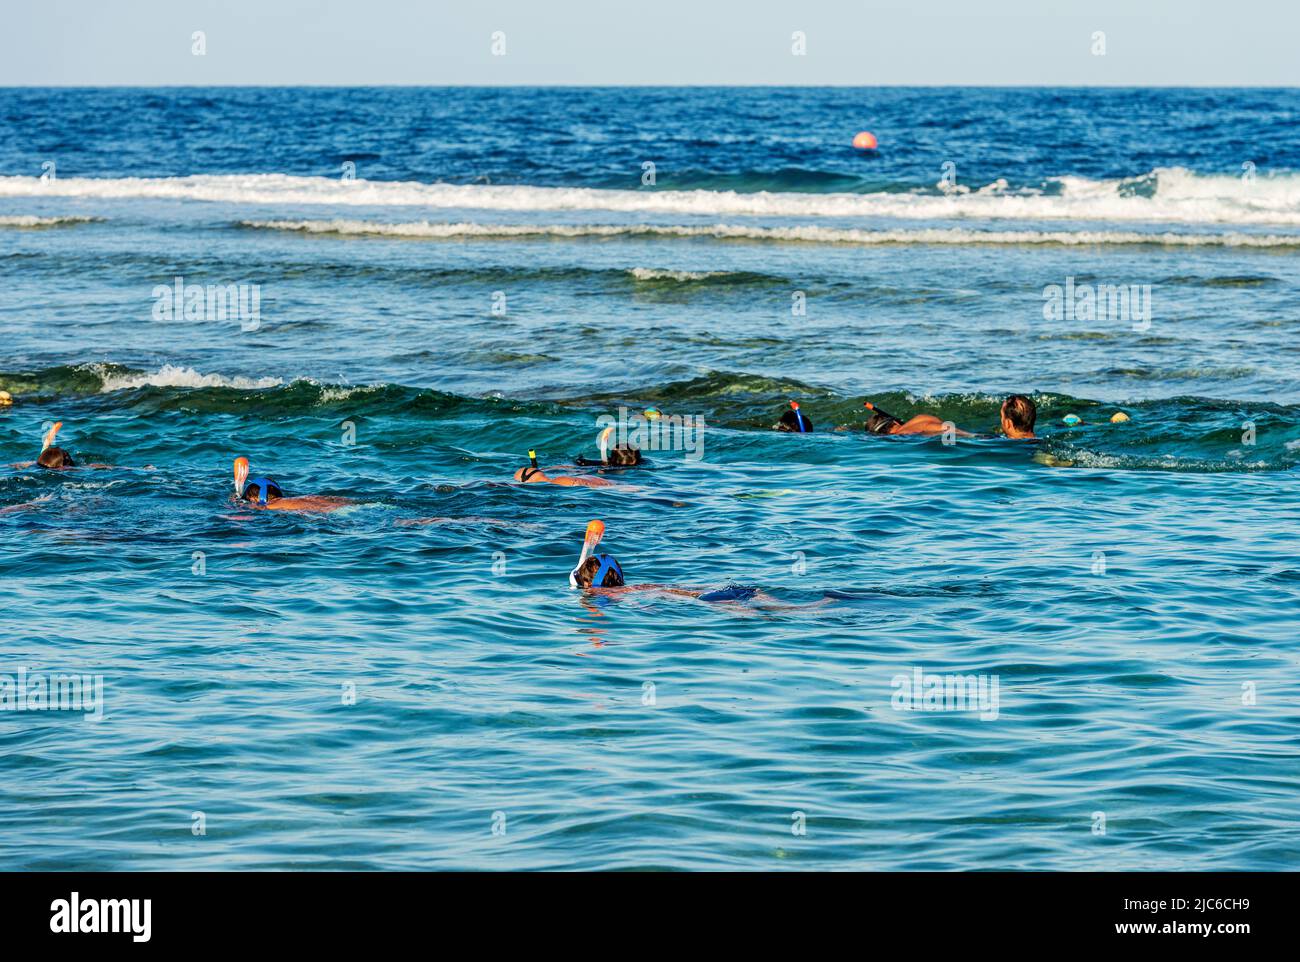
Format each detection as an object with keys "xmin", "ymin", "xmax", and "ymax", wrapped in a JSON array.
[{"xmin": 4, "ymin": 167, "xmax": 1300, "ymax": 226}]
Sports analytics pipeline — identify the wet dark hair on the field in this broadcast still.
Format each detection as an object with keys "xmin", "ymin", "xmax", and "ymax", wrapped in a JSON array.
[
  {"xmin": 606, "ymin": 444, "xmax": 642, "ymax": 466},
  {"xmin": 1002, "ymin": 394, "xmax": 1037, "ymax": 433},
  {"xmin": 37, "ymin": 446, "xmax": 75, "ymax": 468},
  {"xmin": 865, "ymin": 413, "xmax": 902, "ymax": 435},
  {"xmin": 776, "ymin": 409, "xmax": 813, "ymax": 432},
  {"xmin": 575, "ymin": 555, "xmax": 625, "ymax": 588}
]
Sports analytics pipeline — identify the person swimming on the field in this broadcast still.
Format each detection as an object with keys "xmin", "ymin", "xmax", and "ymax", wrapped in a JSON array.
[
  {"xmin": 13, "ymin": 421, "xmax": 115, "ymax": 470},
  {"xmin": 567, "ymin": 520, "xmax": 621, "ymax": 586},
  {"xmin": 232, "ymin": 456, "xmax": 349, "ymax": 512},
  {"xmin": 1000, "ymin": 394, "xmax": 1037, "ymax": 439},
  {"xmin": 568, "ymin": 520, "xmax": 830, "ymax": 608},
  {"xmin": 3, "ymin": 423, "xmax": 151, "ymax": 515},
  {"xmin": 574, "ymin": 444, "xmax": 643, "ymax": 467},
  {"xmin": 38, "ymin": 446, "xmax": 75, "ymax": 468},
  {"xmin": 515, "ymin": 450, "xmax": 619, "ymax": 487},
  {"xmin": 774, "ymin": 401, "xmax": 813, "ymax": 433},
  {"xmin": 862, "ymin": 401, "xmax": 971, "ymax": 437},
  {"xmin": 573, "ymin": 427, "xmax": 645, "ymax": 468},
  {"xmin": 234, "ymin": 457, "xmax": 284, "ymax": 504},
  {"xmin": 37, "ymin": 421, "xmax": 75, "ymax": 468}
]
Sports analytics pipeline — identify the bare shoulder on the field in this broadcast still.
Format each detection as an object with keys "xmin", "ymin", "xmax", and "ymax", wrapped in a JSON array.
[{"xmin": 268, "ymin": 496, "xmax": 350, "ymax": 513}]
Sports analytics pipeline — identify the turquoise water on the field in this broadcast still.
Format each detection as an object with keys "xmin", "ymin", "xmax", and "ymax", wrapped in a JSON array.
[{"xmin": 2, "ymin": 88, "xmax": 1299, "ymax": 870}]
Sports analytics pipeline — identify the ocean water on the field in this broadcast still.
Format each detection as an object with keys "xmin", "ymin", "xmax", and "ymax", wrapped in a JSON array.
[{"xmin": 2, "ymin": 87, "xmax": 1299, "ymax": 871}]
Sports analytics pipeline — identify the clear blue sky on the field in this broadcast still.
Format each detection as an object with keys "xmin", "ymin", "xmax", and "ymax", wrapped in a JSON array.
[{"xmin": 3, "ymin": 0, "xmax": 1295, "ymax": 86}]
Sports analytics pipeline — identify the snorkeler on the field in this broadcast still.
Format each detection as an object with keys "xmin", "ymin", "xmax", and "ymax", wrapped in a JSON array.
[
  {"xmin": 573, "ymin": 427, "xmax": 645, "ymax": 467},
  {"xmin": 37, "ymin": 421, "xmax": 74, "ymax": 467},
  {"xmin": 232, "ymin": 456, "xmax": 350, "ymax": 512},
  {"xmin": 10, "ymin": 421, "xmax": 127, "ymax": 470},
  {"xmin": 514, "ymin": 450, "xmax": 619, "ymax": 488},
  {"xmin": 999, "ymin": 394, "xmax": 1037, "ymax": 439},
  {"xmin": 862, "ymin": 401, "xmax": 972, "ymax": 437},
  {"xmin": 2, "ymin": 422, "xmax": 153, "ymax": 514},
  {"xmin": 568, "ymin": 520, "xmax": 831, "ymax": 608},
  {"xmin": 774, "ymin": 401, "xmax": 813, "ymax": 433}
]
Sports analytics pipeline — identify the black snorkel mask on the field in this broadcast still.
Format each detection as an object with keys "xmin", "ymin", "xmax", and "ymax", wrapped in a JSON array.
[
  {"xmin": 520, "ymin": 449, "xmax": 542, "ymax": 482},
  {"xmin": 863, "ymin": 401, "xmax": 903, "ymax": 434}
]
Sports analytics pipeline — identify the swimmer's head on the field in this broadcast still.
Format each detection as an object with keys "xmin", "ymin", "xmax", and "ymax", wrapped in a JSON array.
[
  {"xmin": 865, "ymin": 412, "xmax": 902, "ymax": 435},
  {"xmin": 37, "ymin": 446, "xmax": 75, "ymax": 469},
  {"xmin": 775, "ymin": 403, "xmax": 813, "ymax": 433},
  {"xmin": 517, "ymin": 449, "xmax": 545, "ymax": 482},
  {"xmin": 233, "ymin": 457, "xmax": 279, "ymax": 503},
  {"xmin": 1001, "ymin": 394, "xmax": 1037, "ymax": 438},
  {"xmin": 606, "ymin": 444, "xmax": 642, "ymax": 466},
  {"xmin": 233, "ymin": 460, "xmax": 282, "ymax": 504},
  {"xmin": 240, "ymin": 478, "xmax": 283, "ymax": 504},
  {"xmin": 573, "ymin": 554, "xmax": 625, "ymax": 588}
]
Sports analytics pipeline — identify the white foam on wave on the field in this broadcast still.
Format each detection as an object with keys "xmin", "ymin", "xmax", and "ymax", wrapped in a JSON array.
[
  {"xmin": 1043, "ymin": 447, "xmax": 1273, "ymax": 473},
  {"xmin": 4, "ymin": 168, "xmax": 1300, "ymax": 226},
  {"xmin": 95, "ymin": 364, "xmax": 283, "ymax": 392},
  {"xmin": 241, "ymin": 218, "xmax": 1300, "ymax": 248},
  {"xmin": 627, "ymin": 267, "xmax": 732, "ymax": 281},
  {"xmin": 0, "ymin": 214, "xmax": 100, "ymax": 227},
  {"xmin": 316, "ymin": 383, "xmax": 383, "ymax": 403}
]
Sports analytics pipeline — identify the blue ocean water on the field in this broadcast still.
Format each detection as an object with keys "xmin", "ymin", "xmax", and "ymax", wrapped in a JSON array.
[{"xmin": 2, "ymin": 87, "xmax": 1299, "ymax": 870}]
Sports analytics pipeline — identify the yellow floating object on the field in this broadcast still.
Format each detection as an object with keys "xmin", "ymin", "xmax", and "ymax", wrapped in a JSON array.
[{"xmin": 1110, "ymin": 412, "xmax": 1130, "ymax": 423}]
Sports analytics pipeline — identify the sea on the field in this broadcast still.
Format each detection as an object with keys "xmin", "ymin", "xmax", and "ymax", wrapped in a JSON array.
[{"xmin": 2, "ymin": 87, "xmax": 1298, "ymax": 869}]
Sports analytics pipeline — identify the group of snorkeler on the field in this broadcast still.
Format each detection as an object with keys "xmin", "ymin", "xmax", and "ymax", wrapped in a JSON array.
[
  {"xmin": 556, "ymin": 393, "xmax": 1046, "ymax": 597},
  {"xmin": 774, "ymin": 393, "xmax": 1040, "ymax": 440},
  {"xmin": 14, "ymin": 392, "xmax": 1048, "ymax": 604}
]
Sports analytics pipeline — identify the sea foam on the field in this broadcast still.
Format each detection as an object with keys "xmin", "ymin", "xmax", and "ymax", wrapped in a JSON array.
[
  {"xmin": 95, "ymin": 364, "xmax": 283, "ymax": 392},
  {"xmin": 3, "ymin": 168, "xmax": 1300, "ymax": 226},
  {"xmin": 239, "ymin": 218, "xmax": 1300, "ymax": 248}
]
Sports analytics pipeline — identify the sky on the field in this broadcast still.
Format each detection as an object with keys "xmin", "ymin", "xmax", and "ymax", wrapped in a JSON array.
[{"xmin": 2, "ymin": 0, "xmax": 1296, "ymax": 86}]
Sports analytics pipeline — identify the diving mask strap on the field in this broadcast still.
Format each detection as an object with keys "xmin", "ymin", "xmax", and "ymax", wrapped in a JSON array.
[
  {"xmin": 522, "ymin": 449, "xmax": 542, "ymax": 482},
  {"xmin": 591, "ymin": 554, "xmax": 621, "ymax": 587}
]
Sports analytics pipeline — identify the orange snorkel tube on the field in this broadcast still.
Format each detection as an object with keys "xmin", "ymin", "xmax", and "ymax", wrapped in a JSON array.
[
  {"xmin": 570, "ymin": 520, "xmax": 606, "ymax": 588},
  {"xmin": 41, "ymin": 420, "xmax": 63, "ymax": 453}
]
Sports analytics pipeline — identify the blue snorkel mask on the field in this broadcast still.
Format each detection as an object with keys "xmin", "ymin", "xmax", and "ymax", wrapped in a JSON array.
[
  {"xmin": 569, "ymin": 552, "xmax": 623, "ymax": 588},
  {"xmin": 570, "ymin": 520, "xmax": 622, "ymax": 589},
  {"xmin": 242, "ymin": 477, "xmax": 283, "ymax": 505},
  {"xmin": 590, "ymin": 553, "xmax": 623, "ymax": 588}
]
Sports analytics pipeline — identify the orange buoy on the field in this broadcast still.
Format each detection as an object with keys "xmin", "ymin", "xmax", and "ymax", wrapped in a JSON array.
[{"xmin": 852, "ymin": 131, "xmax": 878, "ymax": 150}]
